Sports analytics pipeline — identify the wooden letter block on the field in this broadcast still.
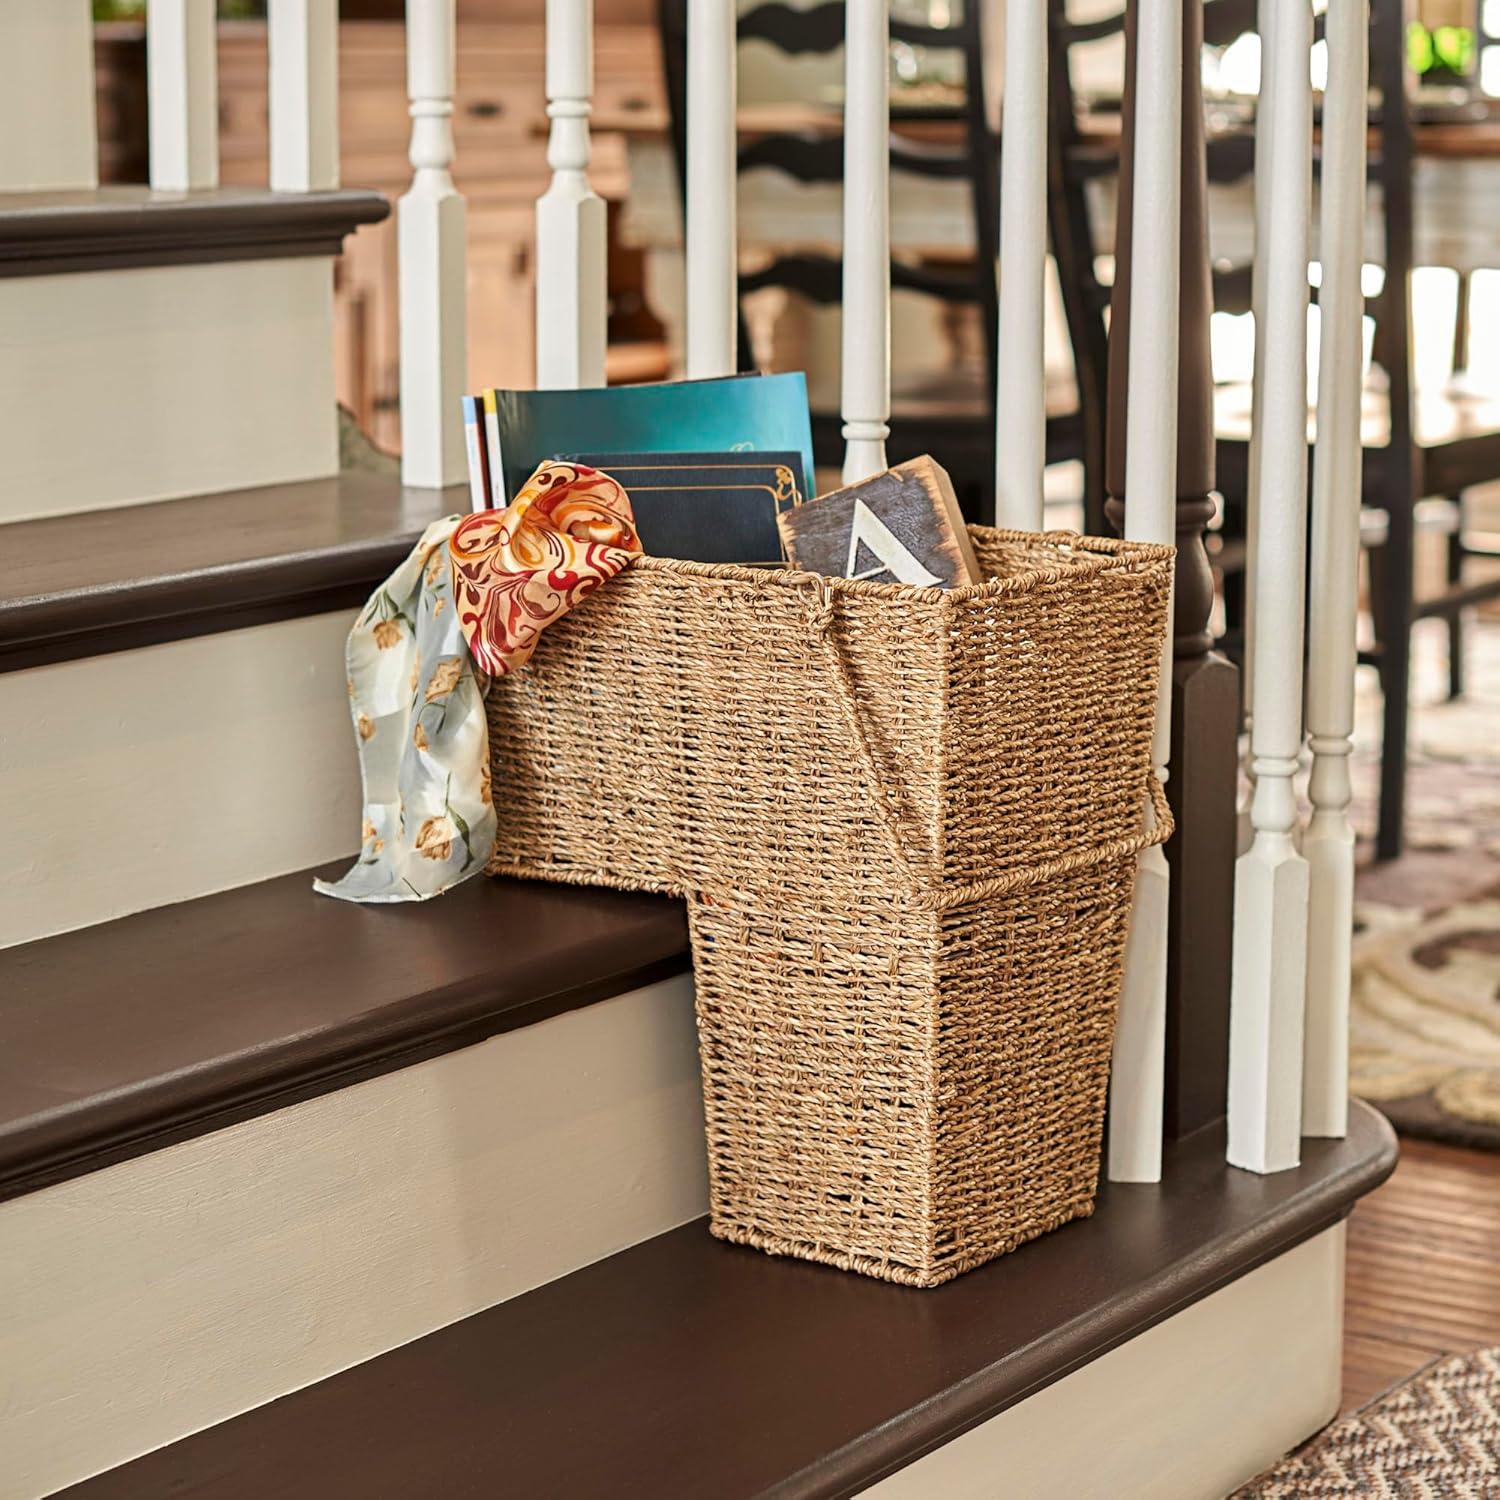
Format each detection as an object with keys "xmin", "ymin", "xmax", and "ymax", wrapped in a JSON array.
[{"xmin": 776, "ymin": 455, "xmax": 979, "ymax": 587}]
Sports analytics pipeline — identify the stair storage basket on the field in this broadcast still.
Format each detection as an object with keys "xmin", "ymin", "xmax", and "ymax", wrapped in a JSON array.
[{"xmin": 485, "ymin": 527, "xmax": 1174, "ymax": 1286}]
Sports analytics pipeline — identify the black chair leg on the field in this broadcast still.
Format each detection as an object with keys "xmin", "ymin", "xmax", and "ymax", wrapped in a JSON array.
[
  {"xmin": 1376, "ymin": 495, "xmax": 1416, "ymax": 863},
  {"xmin": 1446, "ymin": 496, "xmax": 1465, "ymax": 700},
  {"xmin": 1220, "ymin": 553, "xmax": 1245, "ymax": 667}
]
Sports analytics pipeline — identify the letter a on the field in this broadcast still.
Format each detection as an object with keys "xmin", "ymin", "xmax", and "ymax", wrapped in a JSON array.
[{"xmin": 843, "ymin": 498, "xmax": 943, "ymax": 586}]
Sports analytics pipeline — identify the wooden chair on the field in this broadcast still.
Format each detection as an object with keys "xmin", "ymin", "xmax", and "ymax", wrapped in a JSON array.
[
  {"xmin": 657, "ymin": 0, "xmax": 1082, "ymax": 522},
  {"xmin": 1048, "ymin": 0, "xmax": 1500, "ymax": 859}
]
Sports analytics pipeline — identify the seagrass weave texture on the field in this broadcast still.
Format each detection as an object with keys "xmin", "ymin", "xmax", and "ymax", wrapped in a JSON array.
[{"xmin": 486, "ymin": 527, "xmax": 1173, "ymax": 1285}]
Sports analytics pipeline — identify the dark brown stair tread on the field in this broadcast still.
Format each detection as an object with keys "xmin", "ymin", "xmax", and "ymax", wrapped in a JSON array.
[
  {"xmin": 0, "ymin": 471, "xmax": 464, "ymax": 671},
  {"xmin": 0, "ymin": 865, "xmax": 690, "ymax": 1203},
  {"xmin": 60, "ymin": 1102, "xmax": 1396, "ymax": 1500},
  {"xmin": 0, "ymin": 185, "xmax": 389, "ymax": 277}
]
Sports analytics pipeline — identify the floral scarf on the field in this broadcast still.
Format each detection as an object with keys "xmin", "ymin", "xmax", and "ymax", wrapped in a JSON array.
[
  {"xmin": 316, "ymin": 463, "xmax": 640, "ymax": 904},
  {"xmin": 315, "ymin": 516, "xmax": 495, "ymax": 903}
]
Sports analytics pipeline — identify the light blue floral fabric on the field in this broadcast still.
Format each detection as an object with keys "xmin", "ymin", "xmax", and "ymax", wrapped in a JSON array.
[{"xmin": 314, "ymin": 517, "xmax": 497, "ymax": 903}]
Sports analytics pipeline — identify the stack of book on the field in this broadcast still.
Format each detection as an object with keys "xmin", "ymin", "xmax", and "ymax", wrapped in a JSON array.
[
  {"xmin": 460, "ymin": 372, "xmax": 979, "ymax": 587},
  {"xmin": 462, "ymin": 373, "xmax": 813, "ymax": 566}
]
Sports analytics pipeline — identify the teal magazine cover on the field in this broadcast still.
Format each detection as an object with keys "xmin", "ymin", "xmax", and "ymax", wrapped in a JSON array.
[{"xmin": 481, "ymin": 372, "xmax": 815, "ymax": 505}]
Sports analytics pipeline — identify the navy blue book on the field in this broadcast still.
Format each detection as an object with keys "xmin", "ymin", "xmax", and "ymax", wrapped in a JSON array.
[
  {"xmin": 574, "ymin": 451, "xmax": 807, "ymax": 564},
  {"xmin": 478, "ymin": 372, "xmax": 815, "ymax": 506}
]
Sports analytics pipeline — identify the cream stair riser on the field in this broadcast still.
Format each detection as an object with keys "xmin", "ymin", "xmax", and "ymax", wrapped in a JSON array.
[
  {"xmin": 0, "ymin": 973, "xmax": 708, "ymax": 1500},
  {"xmin": 867, "ymin": 1225, "xmax": 1346, "ymax": 1499},
  {"xmin": 0, "ymin": 610, "xmax": 360, "ymax": 949},
  {"xmin": 0, "ymin": 257, "xmax": 337, "ymax": 525}
]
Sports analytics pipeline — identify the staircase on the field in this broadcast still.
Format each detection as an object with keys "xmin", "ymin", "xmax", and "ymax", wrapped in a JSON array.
[{"xmin": 0, "ymin": 3, "xmax": 1396, "ymax": 1498}]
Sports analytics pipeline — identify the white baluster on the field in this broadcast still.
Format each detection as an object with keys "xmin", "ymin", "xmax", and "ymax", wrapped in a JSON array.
[
  {"xmin": 1228, "ymin": 0, "xmax": 1313, "ymax": 1175},
  {"xmin": 537, "ymin": 0, "xmax": 607, "ymax": 389},
  {"xmin": 685, "ymin": 0, "xmax": 738, "ymax": 380},
  {"xmin": 268, "ymin": 0, "xmax": 339, "ymax": 192},
  {"xmin": 1106, "ymin": 0, "xmax": 1181, "ymax": 1185},
  {"xmin": 147, "ymin": 0, "xmax": 219, "ymax": 190},
  {"xmin": 1237, "ymin": 20, "xmax": 1278, "ymax": 856},
  {"xmin": 841, "ymin": 0, "xmax": 891, "ymax": 485},
  {"xmin": 399, "ymin": 0, "xmax": 468, "ymax": 488},
  {"xmin": 0, "ymin": 0, "xmax": 98, "ymax": 192},
  {"xmin": 993, "ymin": 0, "xmax": 1047, "ymax": 528},
  {"xmin": 1303, "ymin": 0, "xmax": 1368, "ymax": 1140}
]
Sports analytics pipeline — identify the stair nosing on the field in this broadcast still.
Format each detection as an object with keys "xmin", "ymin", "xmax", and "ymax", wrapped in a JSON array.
[
  {"xmin": 0, "ymin": 185, "xmax": 390, "ymax": 279},
  {"xmin": 0, "ymin": 471, "xmax": 466, "ymax": 672}
]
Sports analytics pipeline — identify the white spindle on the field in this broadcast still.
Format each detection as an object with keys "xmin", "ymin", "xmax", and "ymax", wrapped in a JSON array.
[
  {"xmin": 268, "ymin": 0, "xmax": 339, "ymax": 192},
  {"xmin": 0, "ymin": 0, "xmax": 98, "ymax": 192},
  {"xmin": 685, "ymin": 0, "xmax": 738, "ymax": 379},
  {"xmin": 399, "ymin": 0, "xmax": 468, "ymax": 488},
  {"xmin": 1302, "ymin": 0, "xmax": 1368, "ymax": 1140},
  {"xmin": 1106, "ymin": 0, "xmax": 1181, "ymax": 1185},
  {"xmin": 841, "ymin": 0, "xmax": 891, "ymax": 484},
  {"xmin": 1237, "ymin": 21, "xmax": 1278, "ymax": 856},
  {"xmin": 147, "ymin": 0, "xmax": 219, "ymax": 190},
  {"xmin": 1228, "ymin": 0, "xmax": 1313, "ymax": 1175},
  {"xmin": 537, "ymin": 0, "xmax": 608, "ymax": 389},
  {"xmin": 993, "ymin": 0, "xmax": 1047, "ymax": 528}
]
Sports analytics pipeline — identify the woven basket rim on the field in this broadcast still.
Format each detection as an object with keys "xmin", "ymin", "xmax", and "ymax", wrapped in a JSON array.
[{"xmin": 626, "ymin": 526, "xmax": 1175, "ymax": 606}]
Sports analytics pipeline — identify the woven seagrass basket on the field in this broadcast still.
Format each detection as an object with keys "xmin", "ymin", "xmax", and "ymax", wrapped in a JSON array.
[{"xmin": 485, "ymin": 527, "xmax": 1173, "ymax": 1286}]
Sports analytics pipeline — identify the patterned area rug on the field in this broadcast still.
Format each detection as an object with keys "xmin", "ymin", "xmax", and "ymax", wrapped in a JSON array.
[
  {"xmin": 1237, "ymin": 1347, "xmax": 1500, "ymax": 1496},
  {"xmin": 1348, "ymin": 618, "xmax": 1500, "ymax": 1148},
  {"xmin": 1351, "ymin": 899, "xmax": 1500, "ymax": 1149}
]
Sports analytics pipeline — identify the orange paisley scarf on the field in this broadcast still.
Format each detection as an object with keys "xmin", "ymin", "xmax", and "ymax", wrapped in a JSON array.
[{"xmin": 449, "ymin": 460, "xmax": 642, "ymax": 678}]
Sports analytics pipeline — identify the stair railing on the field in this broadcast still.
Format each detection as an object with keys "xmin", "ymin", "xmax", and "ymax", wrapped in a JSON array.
[
  {"xmin": 569, "ymin": 0, "xmax": 1368, "ymax": 1180},
  {"xmin": 130, "ymin": 0, "xmax": 1368, "ymax": 1173},
  {"xmin": 137, "ymin": 0, "xmax": 1362, "ymax": 1180}
]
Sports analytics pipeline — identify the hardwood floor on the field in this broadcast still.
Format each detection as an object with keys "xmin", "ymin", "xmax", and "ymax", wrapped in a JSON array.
[{"xmin": 1343, "ymin": 1136, "xmax": 1500, "ymax": 1410}]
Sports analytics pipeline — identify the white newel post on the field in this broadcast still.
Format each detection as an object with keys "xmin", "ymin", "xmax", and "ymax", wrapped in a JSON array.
[
  {"xmin": 993, "ymin": 0, "xmax": 1047, "ymax": 528},
  {"xmin": 1228, "ymin": 0, "xmax": 1313, "ymax": 1175},
  {"xmin": 147, "ymin": 0, "xmax": 219, "ymax": 190},
  {"xmin": 268, "ymin": 0, "xmax": 340, "ymax": 192},
  {"xmin": 1106, "ymin": 0, "xmax": 1181, "ymax": 1185},
  {"xmin": 841, "ymin": 0, "xmax": 892, "ymax": 485},
  {"xmin": 685, "ymin": 0, "xmax": 738, "ymax": 380},
  {"xmin": 399, "ymin": 0, "xmax": 468, "ymax": 488},
  {"xmin": 1302, "ymin": 0, "xmax": 1368, "ymax": 1140},
  {"xmin": 537, "ymin": 0, "xmax": 607, "ymax": 389}
]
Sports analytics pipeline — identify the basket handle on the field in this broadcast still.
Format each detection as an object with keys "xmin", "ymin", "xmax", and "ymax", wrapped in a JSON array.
[
  {"xmin": 792, "ymin": 573, "xmax": 1175, "ymax": 912},
  {"xmin": 792, "ymin": 572, "xmax": 932, "ymax": 891}
]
